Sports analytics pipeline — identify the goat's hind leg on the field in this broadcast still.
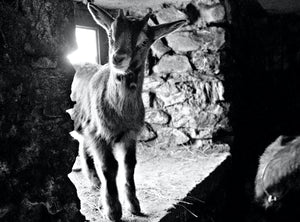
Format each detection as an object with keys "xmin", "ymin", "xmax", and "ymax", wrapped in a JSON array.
[
  {"xmin": 115, "ymin": 134, "xmax": 141, "ymax": 215},
  {"xmin": 79, "ymin": 141, "xmax": 101, "ymax": 189},
  {"xmin": 70, "ymin": 130, "xmax": 101, "ymax": 188}
]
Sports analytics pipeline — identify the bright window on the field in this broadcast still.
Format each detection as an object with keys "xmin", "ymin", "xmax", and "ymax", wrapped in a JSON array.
[{"xmin": 67, "ymin": 26, "xmax": 100, "ymax": 65}]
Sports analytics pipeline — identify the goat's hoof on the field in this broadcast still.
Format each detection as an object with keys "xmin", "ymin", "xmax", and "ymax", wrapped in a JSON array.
[
  {"xmin": 90, "ymin": 179, "xmax": 101, "ymax": 190},
  {"xmin": 102, "ymin": 201, "xmax": 122, "ymax": 222},
  {"xmin": 126, "ymin": 197, "xmax": 141, "ymax": 215},
  {"xmin": 88, "ymin": 171, "xmax": 101, "ymax": 189}
]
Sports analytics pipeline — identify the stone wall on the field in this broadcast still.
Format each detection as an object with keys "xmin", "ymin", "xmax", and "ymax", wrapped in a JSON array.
[
  {"xmin": 138, "ymin": 0, "xmax": 231, "ymax": 151},
  {"xmin": 0, "ymin": 1, "xmax": 84, "ymax": 221}
]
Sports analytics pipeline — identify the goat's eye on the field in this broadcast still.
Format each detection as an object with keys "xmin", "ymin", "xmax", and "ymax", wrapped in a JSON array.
[
  {"xmin": 109, "ymin": 30, "xmax": 115, "ymax": 42},
  {"xmin": 141, "ymin": 40, "xmax": 148, "ymax": 46},
  {"xmin": 136, "ymin": 31, "xmax": 148, "ymax": 48},
  {"xmin": 137, "ymin": 40, "xmax": 148, "ymax": 49}
]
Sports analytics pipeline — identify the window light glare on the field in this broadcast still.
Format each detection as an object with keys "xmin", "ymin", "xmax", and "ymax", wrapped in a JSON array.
[{"xmin": 68, "ymin": 27, "xmax": 98, "ymax": 65}]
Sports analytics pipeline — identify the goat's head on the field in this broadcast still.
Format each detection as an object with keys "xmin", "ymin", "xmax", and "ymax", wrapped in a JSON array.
[{"xmin": 87, "ymin": 3, "xmax": 186, "ymax": 74}]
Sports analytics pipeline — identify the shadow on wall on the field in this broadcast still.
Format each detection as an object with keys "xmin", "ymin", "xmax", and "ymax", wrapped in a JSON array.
[{"xmin": 223, "ymin": 0, "xmax": 300, "ymax": 220}]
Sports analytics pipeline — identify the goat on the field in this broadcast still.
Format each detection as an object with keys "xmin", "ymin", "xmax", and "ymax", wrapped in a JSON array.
[
  {"xmin": 68, "ymin": 3, "xmax": 185, "ymax": 221},
  {"xmin": 255, "ymin": 136, "xmax": 300, "ymax": 209}
]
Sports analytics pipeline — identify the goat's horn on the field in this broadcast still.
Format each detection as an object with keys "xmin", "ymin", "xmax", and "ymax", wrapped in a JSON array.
[{"xmin": 142, "ymin": 9, "xmax": 152, "ymax": 24}]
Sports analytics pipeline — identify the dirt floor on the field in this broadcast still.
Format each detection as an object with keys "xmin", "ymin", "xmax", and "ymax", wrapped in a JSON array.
[{"xmin": 68, "ymin": 142, "xmax": 230, "ymax": 222}]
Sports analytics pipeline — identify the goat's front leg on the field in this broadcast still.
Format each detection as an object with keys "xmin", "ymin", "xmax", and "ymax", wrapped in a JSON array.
[
  {"xmin": 114, "ymin": 133, "xmax": 141, "ymax": 215},
  {"xmin": 91, "ymin": 138, "xmax": 122, "ymax": 221}
]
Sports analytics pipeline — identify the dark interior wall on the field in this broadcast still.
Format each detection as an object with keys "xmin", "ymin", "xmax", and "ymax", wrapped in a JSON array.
[
  {"xmin": 228, "ymin": 0, "xmax": 300, "ymax": 172},
  {"xmin": 224, "ymin": 0, "xmax": 300, "ymax": 219},
  {"xmin": 0, "ymin": 1, "xmax": 85, "ymax": 221}
]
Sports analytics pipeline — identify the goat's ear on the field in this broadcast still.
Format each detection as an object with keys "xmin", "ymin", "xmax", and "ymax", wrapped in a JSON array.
[
  {"xmin": 151, "ymin": 19, "xmax": 186, "ymax": 40},
  {"xmin": 117, "ymin": 9, "xmax": 125, "ymax": 18},
  {"xmin": 87, "ymin": 3, "xmax": 114, "ymax": 32}
]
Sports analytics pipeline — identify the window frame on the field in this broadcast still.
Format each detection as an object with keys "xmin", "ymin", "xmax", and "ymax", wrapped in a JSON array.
[
  {"xmin": 73, "ymin": 2, "xmax": 108, "ymax": 65},
  {"xmin": 74, "ymin": 25, "xmax": 101, "ymax": 65}
]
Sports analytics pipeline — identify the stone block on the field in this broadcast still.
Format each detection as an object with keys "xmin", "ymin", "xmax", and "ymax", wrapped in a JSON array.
[
  {"xmin": 206, "ymin": 103, "xmax": 226, "ymax": 116},
  {"xmin": 196, "ymin": 0, "xmax": 220, "ymax": 6},
  {"xmin": 142, "ymin": 92, "xmax": 151, "ymax": 108},
  {"xmin": 167, "ymin": 104, "xmax": 198, "ymax": 128},
  {"xmin": 143, "ymin": 75, "xmax": 164, "ymax": 91},
  {"xmin": 189, "ymin": 127, "xmax": 213, "ymax": 139},
  {"xmin": 138, "ymin": 122, "xmax": 157, "ymax": 142},
  {"xmin": 198, "ymin": 3, "xmax": 225, "ymax": 24},
  {"xmin": 166, "ymin": 101, "xmax": 222, "ymax": 130},
  {"xmin": 151, "ymin": 39, "xmax": 171, "ymax": 58},
  {"xmin": 156, "ymin": 127, "xmax": 190, "ymax": 145},
  {"xmin": 195, "ymin": 80, "xmax": 224, "ymax": 104},
  {"xmin": 166, "ymin": 31, "xmax": 200, "ymax": 52},
  {"xmin": 191, "ymin": 50, "xmax": 220, "ymax": 74},
  {"xmin": 155, "ymin": 79, "xmax": 186, "ymax": 107},
  {"xmin": 208, "ymin": 80, "xmax": 225, "ymax": 103},
  {"xmin": 197, "ymin": 111, "xmax": 219, "ymax": 128},
  {"xmin": 192, "ymin": 28, "xmax": 225, "ymax": 51},
  {"xmin": 194, "ymin": 29, "xmax": 215, "ymax": 45},
  {"xmin": 213, "ymin": 27, "xmax": 226, "ymax": 49},
  {"xmin": 155, "ymin": 6, "xmax": 187, "ymax": 24},
  {"xmin": 175, "ymin": 81, "xmax": 197, "ymax": 96},
  {"xmin": 170, "ymin": 107, "xmax": 219, "ymax": 129},
  {"xmin": 192, "ymin": 81, "xmax": 209, "ymax": 105},
  {"xmin": 145, "ymin": 109, "xmax": 170, "ymax": 125},
  {"xmin": 153, "ymin": 54, "xmax": 192, "ymax": 74}
]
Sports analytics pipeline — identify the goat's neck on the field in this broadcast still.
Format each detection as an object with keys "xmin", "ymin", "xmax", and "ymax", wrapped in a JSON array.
[{"xmin": 106, "ymin": 64, "xmax": 145, "ymax": 110}]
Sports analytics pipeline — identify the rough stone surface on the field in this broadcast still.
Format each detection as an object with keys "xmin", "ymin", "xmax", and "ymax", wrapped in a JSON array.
[
  {"xmin": 213, "ymin": 27, "xmax": 226, "ymax": 49},
  {"xmin": 167, "ymin": 103, "xmax": 200, "ymax": 128},
  {"xmin": 156, "ymin": 127, "xmax": 190, "ymax": 145},
  {"xmin": 142, "ymin": 92, "xmax": 151, "ymax": 108},
  {"xmin": 140, "ymin": 0, "xmax": 230, "ymax": 147},
  {"xmin": 0, "ymin": 1, "xmax": 83, "ymax": 221},
  {"xmin": 198, "ymin": 3, "xmax": 225, "ymax": 24},
  {"xmin": 151, "ymin": 39, "xmax": 171, "ymax": 58},
  {"xmin": 196, "ymin": 0, "xmax": 220, "ymax": 6},
  {"xmin": 153, "ymin": 54, "xmax": 192, "ymax": 74},
  {"xmin": 138, "ymin": 122, "xmax": 157, "ymax": 142},
  {"xmin": 21, "ymin": 0, "xmax": 76, "ymax": 56},
  {"xmin": 154, "ymin": 79, "xmax": 187, "ymax": 107},
  {"xmin": 195, "ymin": 80, "xmax": 225, "ymax": 104},
  {"xmin": 155, "ymin": 6, "xmax": 187, "ymax": 24},
  {"xmin": 166, "ymin": 31, "xmax": 200, "ymax": 52},
  {"xmin": 145, "ymin": 110, "xmax": 170, "ymax": 125},
  {"xmin": 192, "ymin": 50, "xmax": 220, "ymax": 74},
  {"xmin": 143, "ymin": 75, "xmax": 164, "ymax": 91},
  {"xmin": 31, "ymin": 57, "xmax": 58, "ymax": 69}
]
